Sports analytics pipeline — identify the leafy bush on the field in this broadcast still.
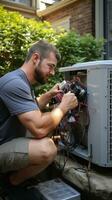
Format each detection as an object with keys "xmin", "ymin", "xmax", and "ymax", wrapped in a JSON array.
[
  {"xmin": 56, "ymin": 32, "xmax": 104, "ymax": 68},
  {"xmin": 0, "ymin": 6, "xmax": 59, "ymax": 76}
]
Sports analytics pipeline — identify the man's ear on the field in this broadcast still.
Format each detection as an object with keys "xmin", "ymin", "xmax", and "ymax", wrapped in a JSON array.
[{"xmin": 32, "ymin": 52, "xmax": 40, "ymax": 65}]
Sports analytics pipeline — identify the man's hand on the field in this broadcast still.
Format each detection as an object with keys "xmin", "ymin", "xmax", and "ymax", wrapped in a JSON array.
[
  {"xmin": 59, "ymin": 92, "xmax": 78, "ymax": 115},
  {"xmin": 48, "ymin": 83, "xmax": 63, "ymax": 98},
  {"xmin": 37, "ymin": 83, "xmax": 62, "ymax": 110}
]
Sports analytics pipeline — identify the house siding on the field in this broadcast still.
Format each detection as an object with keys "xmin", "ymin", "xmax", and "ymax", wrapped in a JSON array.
[{"xmin": 41, "ymin": 0, "xmax": 95, "ymax": 35}]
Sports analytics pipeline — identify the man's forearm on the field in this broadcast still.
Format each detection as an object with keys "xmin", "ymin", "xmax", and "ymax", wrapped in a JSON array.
[{"xmin": 34, "ymin": 103, "xmax": 68, "ymax": 138}]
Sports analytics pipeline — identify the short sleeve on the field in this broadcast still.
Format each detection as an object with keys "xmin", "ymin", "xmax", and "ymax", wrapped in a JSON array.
[{"xmin": 1, "ymin": 78, "xmax": 38, "ymax": 116}]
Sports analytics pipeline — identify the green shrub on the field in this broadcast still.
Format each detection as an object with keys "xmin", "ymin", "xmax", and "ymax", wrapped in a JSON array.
[
  {"xmin": 0, "ymin": 6, "xmax": 59, "ymax": 76},
  {"xmin": 56, "ymin": 32, "xmax": 104, "ymax": 68}
]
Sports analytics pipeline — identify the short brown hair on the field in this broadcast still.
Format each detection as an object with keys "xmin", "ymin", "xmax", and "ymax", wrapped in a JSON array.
[{"xmin": 25, "ymin": 40, "xmax": 61, "ymax": 62}]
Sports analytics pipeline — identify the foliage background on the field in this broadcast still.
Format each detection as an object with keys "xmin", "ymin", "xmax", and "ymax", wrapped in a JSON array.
[
  {"xmin": 0, "ymin": 6, "xmax": 104, "ymax": 95},
  {"xmin": 0, "ymin": 6, "xmax": 59, "ymax": 76},
  {"xmin": 56, "ymin": 32, "xmax": 104, "ymax": 68}
]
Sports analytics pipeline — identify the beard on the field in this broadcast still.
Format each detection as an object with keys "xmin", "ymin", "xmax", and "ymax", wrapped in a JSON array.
[{"xmin": 35, "ymin": 62, "xmax": 47, "ymax": 84}]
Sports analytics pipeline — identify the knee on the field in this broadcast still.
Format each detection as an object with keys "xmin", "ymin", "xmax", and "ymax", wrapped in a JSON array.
[
  {"xmin": 43, "ymin": 138, "xmax": 57, "ymax": 162},
  {"xmin": 29, "ymin": 137, "xmax": 57, "ymax": 165}
]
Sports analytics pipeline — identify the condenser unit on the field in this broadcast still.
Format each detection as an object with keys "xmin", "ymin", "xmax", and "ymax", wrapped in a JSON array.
[{"xmin": 59, "ymin": 60, "xmax": 112, "ymax": 167}]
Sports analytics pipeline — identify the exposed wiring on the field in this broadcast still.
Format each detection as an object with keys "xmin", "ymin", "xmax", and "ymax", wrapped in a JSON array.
[{"xmin": 51, "ymin": 77, "xmax": 92, "ymax": 195}]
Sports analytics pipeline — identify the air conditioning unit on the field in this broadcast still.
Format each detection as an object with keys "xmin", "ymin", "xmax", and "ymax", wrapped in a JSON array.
[{"xmin": 59, "ymin": 60, "xmax": 112, "ymax": 167}]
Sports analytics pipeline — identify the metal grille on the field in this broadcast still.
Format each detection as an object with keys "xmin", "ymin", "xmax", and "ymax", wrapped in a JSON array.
[{"xmin": 107, "ymin": 69, "xmax": 112, "ymax": 160}]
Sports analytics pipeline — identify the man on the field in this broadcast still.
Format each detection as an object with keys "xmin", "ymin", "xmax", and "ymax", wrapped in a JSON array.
[{"xmin": 0, "ymin": 40, "xmax": 78, "ymax": 186}]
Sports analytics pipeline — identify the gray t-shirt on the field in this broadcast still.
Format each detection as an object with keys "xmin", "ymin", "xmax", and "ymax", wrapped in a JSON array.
[{"xmin": 0, "ymin": 69, "xmax": 38, "ymax": 145}]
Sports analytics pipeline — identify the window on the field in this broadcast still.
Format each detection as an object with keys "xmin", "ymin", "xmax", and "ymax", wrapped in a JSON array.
[
  {"xmin": 7, "ymin": 0, "xmax": 31, "ymax": 7},
  {"xmin": 104, "ymin": 0, "xmax": 112, "ymax": 59},
  {"xmin": 41, "ymin": 0, "xmax": 55, "ymax": 4},
  {"xmin": 95, "ymin": 0, "xmax": 112, "ymax": 59}
]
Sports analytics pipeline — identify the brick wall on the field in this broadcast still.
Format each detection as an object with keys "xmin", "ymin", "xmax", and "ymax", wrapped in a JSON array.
[{"xmin": 41, "ymin": 0, "xmax": 95, "ymax": 35}]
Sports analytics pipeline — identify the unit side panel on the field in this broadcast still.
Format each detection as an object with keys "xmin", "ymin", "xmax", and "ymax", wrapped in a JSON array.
[{"xmin": 87, "ymin": 68, "xmax": 108, "ymax": 166}]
